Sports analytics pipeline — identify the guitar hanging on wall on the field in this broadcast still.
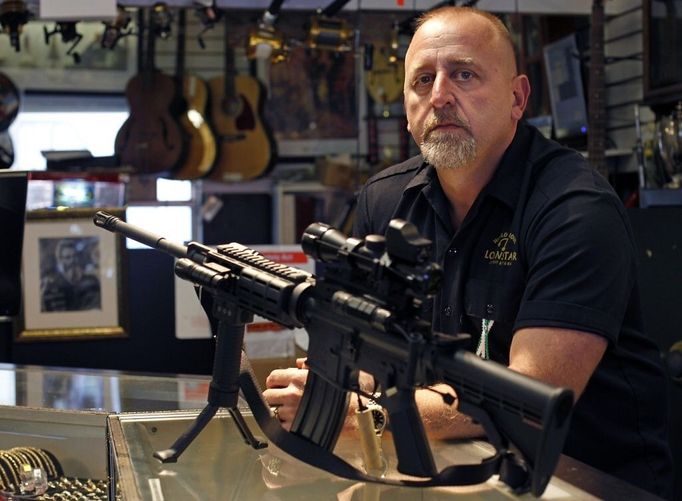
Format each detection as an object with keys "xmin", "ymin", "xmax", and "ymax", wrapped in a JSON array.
[
  {"xmin": 114, "ymin": 6, "xmax": 183, "ymax": 176},
  {"xmin": 170, "ymin": 7, "xmax": 216, "ymax": 180},
  {"xmin": 587, "ymin": 0, "xmax": 608, "ymax": 180},
  {"xmin": 206, "ymin": 15, "xmax": 276, "ymax": 183}
]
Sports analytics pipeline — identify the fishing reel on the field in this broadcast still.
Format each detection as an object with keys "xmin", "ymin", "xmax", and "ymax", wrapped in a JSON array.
[{"xmin": 0, "ymin": 0, "xmax": 30, "ymax": 52}]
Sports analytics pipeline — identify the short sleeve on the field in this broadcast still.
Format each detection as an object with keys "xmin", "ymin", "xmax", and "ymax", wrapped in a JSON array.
[{"xmin": 514, "ymin": 190, "xmax": 636, "ymax": 343}]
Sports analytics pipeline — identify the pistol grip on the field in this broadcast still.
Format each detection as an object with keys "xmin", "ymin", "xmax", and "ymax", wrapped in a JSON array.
[{"xmin": 383, "ymin": 389, "xmax": 437, "ymax": 477}]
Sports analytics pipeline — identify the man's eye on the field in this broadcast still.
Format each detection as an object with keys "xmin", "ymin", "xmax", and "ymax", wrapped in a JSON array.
[
  {"xmin": 415, "ymin": 75, "xmax": 433, "ymax": 86},
  {"xmin": 456, "ymin": 70, "xmax": 474, "ymax": 81}
]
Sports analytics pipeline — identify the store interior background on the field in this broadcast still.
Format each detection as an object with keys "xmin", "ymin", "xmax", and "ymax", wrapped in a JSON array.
[{"xmin": 0, "ymin": 0, "xmax": 681, "ymax": 497}]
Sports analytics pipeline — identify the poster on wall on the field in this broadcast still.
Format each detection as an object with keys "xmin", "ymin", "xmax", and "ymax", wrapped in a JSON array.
[{"xmin": 266, "ymin": 46, "xmax": 361, "ymax": 157}]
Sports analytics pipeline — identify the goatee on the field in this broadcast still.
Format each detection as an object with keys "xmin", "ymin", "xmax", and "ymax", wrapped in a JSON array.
[{"xmin": 419, "ymin": 109, "xmax": 476, "ymax": 169}]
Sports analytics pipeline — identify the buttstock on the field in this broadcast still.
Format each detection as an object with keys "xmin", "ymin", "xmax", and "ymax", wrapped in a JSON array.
[{"xmin": 443, "ymin": 350, "xmax": 574, "ymax": 496}]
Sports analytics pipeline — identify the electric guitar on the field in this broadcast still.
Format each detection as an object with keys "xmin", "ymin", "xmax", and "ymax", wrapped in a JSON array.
[
  {"xmin": 588, "ymin": 0, "xmax": 608, "ymax": 180},
  {"xmin": 114, "ymin": 7, "xmax": 183, "ymax": 176},
  {"xmin": 207, "ymin": 18, "xmax": 276, "ymax": 182},
  {"xmin": 170, "ymin": 8, "xmax": 216, "ymax": 180}
]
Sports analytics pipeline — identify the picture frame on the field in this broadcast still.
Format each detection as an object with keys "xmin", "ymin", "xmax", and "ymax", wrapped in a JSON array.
[{"xmin": 17, "ymin": 208, "xmax": 127, "ymax": 342}]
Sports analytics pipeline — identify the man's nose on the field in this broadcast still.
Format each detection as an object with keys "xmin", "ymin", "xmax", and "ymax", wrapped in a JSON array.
[{"xmin": 430, "ymin": 73, "xmax": 455, "ymax": 108}]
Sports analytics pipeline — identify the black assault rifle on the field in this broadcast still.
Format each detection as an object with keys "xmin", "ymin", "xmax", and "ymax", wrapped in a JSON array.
[{"xmin": 94, "ymin": 211, "xmax": 574, "ymax": 497}]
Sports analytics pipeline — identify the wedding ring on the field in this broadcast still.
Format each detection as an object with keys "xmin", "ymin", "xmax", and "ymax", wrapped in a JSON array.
[{"xmin": 271, "ymin": 405, "xmax": 281, "ymax": 421}]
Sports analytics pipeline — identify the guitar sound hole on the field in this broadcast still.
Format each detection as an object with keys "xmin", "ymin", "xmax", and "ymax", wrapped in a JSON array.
[
  {"xmin": 236, "ymin": 96, "xmax": 256, "ymax": 130},
  {"xmin": 222, "ymin": 95, "xmax": 256, "ymax": 131}
]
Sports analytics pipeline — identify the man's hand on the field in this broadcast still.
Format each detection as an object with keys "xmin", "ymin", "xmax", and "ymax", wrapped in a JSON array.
[
  {"xmin": 264, "ymin": 361, "xmax": 381, "ymax": 430},
  {"xmin": 263, "ymin": 357, "xmax": 308, "ymax": 430}
]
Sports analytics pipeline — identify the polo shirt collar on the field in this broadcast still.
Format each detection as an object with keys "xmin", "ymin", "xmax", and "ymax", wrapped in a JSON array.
[
  {"xmin": 483, "ymin": 123, "xmax": 534, "ymax": 210},
  {"xmin": 401, "ymin": 158, "xmax": 454, "ymax": 235},
  {"xmin": 402, "ymin": 125, "xmax": 535, "ymax": 209},
  {"xmin": 404, "ymin": 155, "xmax": 432, "ymax": 191}
]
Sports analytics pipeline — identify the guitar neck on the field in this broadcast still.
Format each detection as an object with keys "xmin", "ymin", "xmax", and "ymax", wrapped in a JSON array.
[
  {"xmin": 142, "ymin": 8, "xmax": 157, "ymax": 87},
  {"xmin": 175, "ymin": 8, "xmax": 186, "ymax": 78},
  {"xmin": 587, "ymin": 0, "xmax": 607, "ymax": 179},
  {"xmin": 223, "ymin": 17, "xmax": 238, "ymax": 110}
]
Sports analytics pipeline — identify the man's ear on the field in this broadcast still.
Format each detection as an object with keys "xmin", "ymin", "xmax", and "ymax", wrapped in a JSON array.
[{"xmin": 511, "ymin": 75, "xmax": 531, "ymax": 121}]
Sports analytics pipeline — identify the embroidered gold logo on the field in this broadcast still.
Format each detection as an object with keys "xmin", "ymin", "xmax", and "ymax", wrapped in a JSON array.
[{"xmin": 484, "ymin": 232, "xmax": 518, "ymax": 266}]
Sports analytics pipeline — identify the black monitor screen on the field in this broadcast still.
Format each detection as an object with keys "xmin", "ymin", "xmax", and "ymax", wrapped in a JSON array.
[{"xmin": 0, "ymin": 171, "xmax": 28, "ymax": 317}]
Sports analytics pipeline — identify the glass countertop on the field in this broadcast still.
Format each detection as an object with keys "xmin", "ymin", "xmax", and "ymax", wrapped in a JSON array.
[
  {"xmin": 109, "ymin": 410, "xmax": 599, "ymax": 501},
  {"xmin": 0, "ymin": 363, "xmax": 215, "ymax": 413}
]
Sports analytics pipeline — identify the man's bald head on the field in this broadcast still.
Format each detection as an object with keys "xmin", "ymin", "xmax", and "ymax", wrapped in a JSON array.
[{"xmin": 412, "ymin": 7, "xmax": 518, "ymax": 74}]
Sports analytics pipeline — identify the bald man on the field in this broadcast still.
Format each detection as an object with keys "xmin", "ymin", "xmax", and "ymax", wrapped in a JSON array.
[{"xmin": 265, "ymin": 7, "xmax": 673, "ymax": 498}]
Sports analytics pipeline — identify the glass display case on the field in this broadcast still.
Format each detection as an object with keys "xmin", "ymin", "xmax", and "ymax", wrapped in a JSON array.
[
  {"xmin": 0, "ymin": 364, "xmax": 661, "ymax": 500},
  {"xmin": 107, "ymin": 410, "xmax": 652, "ymax": 501},
  {"xmin": 0, "ymin": 363, "xmax": 213, "ymax": 498}
]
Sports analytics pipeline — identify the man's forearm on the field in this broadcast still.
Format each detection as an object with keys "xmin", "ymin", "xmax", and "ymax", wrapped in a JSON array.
[
  {"xmin": 415, "ymin": 384, "xmax": 485, "ymax": 440},
  {"xmin": 347, "ymin": 378, "xmax": 484, "ymax": 440}
]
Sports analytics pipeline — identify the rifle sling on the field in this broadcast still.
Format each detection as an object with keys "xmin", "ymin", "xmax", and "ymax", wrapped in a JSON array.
[{"xmin": 238, "ymin": 352, "xmax": 518, "ymax": 490}]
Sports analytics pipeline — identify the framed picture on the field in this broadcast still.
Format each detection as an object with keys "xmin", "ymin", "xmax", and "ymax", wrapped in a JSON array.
[{"xmin": 17, "ymin": 208, "xmax": 127, "ymax": 341}]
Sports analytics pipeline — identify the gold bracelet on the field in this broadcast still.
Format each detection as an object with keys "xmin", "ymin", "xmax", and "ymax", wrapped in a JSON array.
[
  {"xmin": 34, "ymin": 447, "xmax": 59, "ymax": 478},
  {"xmin": 16, "ymin": 447, "xmax": 49, "ymax": 477},
  {"xmin": 10, "ymin": 448, "xmax": 34, "ymax": 471},
  {"xmin": 0, "ymin": 460, "xmax": 10, "ymax": 490},
  {"xmin": 18, "ymin": 446, "xmax": 55, "ymax": 478},
  {"xmin": 0, "ymin": 451, "xmax": 21, "ymax": 474},
  {"xmin": 0, "ymin": 453, "xmax": 20, "ymax": 489}
]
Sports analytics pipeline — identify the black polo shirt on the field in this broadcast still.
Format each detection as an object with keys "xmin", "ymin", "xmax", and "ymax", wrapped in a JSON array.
[{"xmin": 353, "ymin": 123, "xmax": 673, "ymax": 498}]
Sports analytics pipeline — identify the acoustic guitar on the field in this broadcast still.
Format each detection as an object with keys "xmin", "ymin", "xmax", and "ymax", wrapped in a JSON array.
[
  {"xmin": 0, "ymin": 72, "xmax": 20, "ymax": 169},
  {"xmin": 114, "ymin": 7, "xmax": 183, "ymax": 176},
  {"xmin": 587, "ymin": 0, "xmax": 608, "ymax": 180},
  {"xmin": 170, "ymin": 8, "xmax": 216, "ymax": 180},
  {"xmin": 207, "ymin": 18, "xmax": 276, "ymax": 183}
]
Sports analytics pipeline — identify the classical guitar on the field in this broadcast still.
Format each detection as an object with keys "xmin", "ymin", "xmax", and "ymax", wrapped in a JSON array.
[
  {"xmin": 587, "ymin": 0, "xmax": 608, "ymax": 180},
  {"xmin": 206, "ymin": 18, "xmax": 276, "ymax": 182},
  {"xmin": 170, "ymin": 8, "xmax": 216, "ymax": 180},
  {"xmin": 114, "ymin": 7, "xmax": 183, "ymax": 176},
  {"xmin": 0, "ymin": 72, "xmax": 20, "ymax": 169}
]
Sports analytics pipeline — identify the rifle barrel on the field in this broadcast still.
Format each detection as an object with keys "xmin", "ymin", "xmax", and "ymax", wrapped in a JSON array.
[{"xmin": 93, "ymin": 211, "xmax": 188, "ymax": 258}]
